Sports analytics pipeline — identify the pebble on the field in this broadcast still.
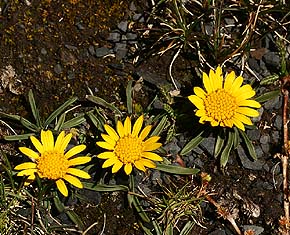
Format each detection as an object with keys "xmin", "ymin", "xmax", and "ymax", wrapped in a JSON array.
[
  {"xmin": 242, "ymin": 225, "xmax": 264, "ymax": 235},
  {"xmin": 54, "ymin": 63, "xmax": 63, "ymax": 74},
  {"xmin": 237, "ymin": 146, "xmax": 265, "ymax": 170},
  {"xmin": 95, "ymin": 47, "xmax": 111, "ymax": 57}
]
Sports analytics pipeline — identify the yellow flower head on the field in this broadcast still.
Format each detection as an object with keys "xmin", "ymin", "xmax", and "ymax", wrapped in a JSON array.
[
  {"xmin": 14, "ymin": 130, "xmax": 91, "ymax": 197},
  {"xmin": 188, "ymin": 66, "xmax": 261, "ymax": 131},
  {"xmin": 96, "ymin": 115, "xmax": 163, "ymax": 175}
]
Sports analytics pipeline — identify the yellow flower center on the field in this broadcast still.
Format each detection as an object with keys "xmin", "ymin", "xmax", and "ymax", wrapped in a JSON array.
[
  {"xmin": 114, "ymin": 135, "xmax": 143, "ymax": 164},
  {"xmin": 204, "ymin": 89, "xmax": 238, "ymax": 122},
  {"xmin": 37, "ymin": 151, "xmax": 69, "ymax": 180}
]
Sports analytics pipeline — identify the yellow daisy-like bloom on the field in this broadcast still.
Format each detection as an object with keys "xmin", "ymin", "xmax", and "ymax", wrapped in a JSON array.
[
  {"xmin": 96, "ymin": 115, "xmax": 163, "ymax": 175},
  {"xmin": 188, "ymin": 66, "xmax": 261, "ymax": 131},
  {"xmin": 14, "ymin": 130, "xmax": 91, "ymax": 197}
]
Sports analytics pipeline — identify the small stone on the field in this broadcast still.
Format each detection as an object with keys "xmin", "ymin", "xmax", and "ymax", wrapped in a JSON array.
[
  {"xmin": 126, "ymin": 32, "xmax": 137, "ymax": 41},
  {"xmin": 246, "ymin": 129, "xmax": 261, "ymax": 141},
  {"xmin": 117, "ymin": 21, "xmax": 128, "ymax": 32},
  {"xmin": 95, "ymin": 47, "xmax": 111, "ymax": 57},
  {"xmin": 88, "ymin": 45, "xmax": 95, "ymax": 56},
  {"xmin": 133, "ymin": 13, "xmax": 142, "ymax": 21},
  {"xmin": 40, "ymin": 48, "xmax": 47, "ymax": 55},
  {"xmin": 54, "ymin": 64, "xmax": 63, "ymax": 74},
  {"xmin": 252, "ymin": 107, "xmax": 263, "ymax": 122},
  {"xmin": 67, "ymin": 70, "xmax": 75, "ymax": 80},
  {"xmin": 208, "ymin": 229, "xmax": 226, "ymax": 235},
  {"xmin": 242, "ymin": 225, "xmax": 264, "ymax": 235},
  {"xmin": 264, "ymin": 95, "xmax": 281, "ymax": 110},
  {"xmin": 129, "ymin": 2, "xmax": 137, "ymax": 11},
  {"xmin": 75, "ymin": 22, "xmax": 85, "ymax": 30},
  {"xmin": 107, "ymin": 31, "xmax": 121, "ymax": 42},
  {"xmin": 260, "ymin": 134, "xmax": 270, "ymax": 144},
  {"xmin": 200, "ymin": 136, "xmax": 215, "ymax": 156},
  {"xmin": 237, "ymin": 146, "xmax": 265, "ymax": 170},
  {"xmin": 116, "ymin": 48, "xmax": 128, "ymax": 60},
  {"xmin": 261, "ymin": 143, "xmax": 269, "ymax": 154},
  {"xmin": 274, "ymin": 115, "xmax": 282, "ymax": 130},
  {"xmin": 263, "ymin": 51, "xmax": 280, "ymax": 67},
  {"xmin": 271, "ymin": 130, "xmax": 280, "ymax": 143}
]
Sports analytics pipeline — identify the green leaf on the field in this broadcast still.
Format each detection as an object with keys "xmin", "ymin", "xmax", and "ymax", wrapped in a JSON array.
[
  {"xmin": 4, "ymin": 133, "xmax": 35, "ymax": 141},
  {"xmin": 28, "ymin": 89, "xmax": 42, "ymax": 128},
  {"xmin": 83, "ymin": 182, "xmax": 129, "ymax": 192},
  {"xmin": 62, "ymin": 114, "xmax": 86, "ymax": 129},
  {"xmin": 86, "ymin": 95, "xmax": 122, "ymax": 116},
  {"xmin": 54, "ymin": 112, "xmax": 66, "ymax": 131},
  {"xmin": 220, "ymin": 131, "xmax": 234, "ymax": 168},
  {"xmin": 238, "ymin": 128, "xmax": 257, "ymax": 161},
  {"xmin": 259, "ymin": 74, "xmax": 279, "ymax": 85},
  {"xmin": 86, "ymin": 111, "xmax": 104, "ymax": 131},
  {"xmin": 180, "ymin": 221, "xmax": 195, "ymax": 235},
  {"xmin": 180, "ymin": 129, "xmax": 207, "ymax": 156},
  {"xmin": 156, "ymin": 162, "xmax": 199, "ymax": 175},
  {"xmin": 131, "ymin": 194, "xmax": 150, "ymax": 223},
  {"xmin": 152, "ymin": 219, "xmax": 163, "ymax": 235},
  {"xmin": 44, "ymin": 97, "xmax": 78, "ymax": 127},
  {"xmin": 255, "ymin": 90, "xmax": 280, "ymax": 103},
  {"xmin": 126, "ymin": 80, "xmax": 133, "ymax": 114},
  {"xmin": 150, "ymin": 116, "xmax": 168, "ymax": 137},
  {"xmin": 19, "ymin": 117, "xmax": 39, "ymax": 132},
  {"xmin": 66, "ymin": 210, "xmax": 84, "ymax": 229},
  {"xmin": 214, "ymin": 130, "xmax": 225, "ymax": 157}
]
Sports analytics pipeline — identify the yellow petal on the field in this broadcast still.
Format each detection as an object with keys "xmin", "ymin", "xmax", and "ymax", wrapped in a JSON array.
[
  {"xmin": 236, "ymin": 107, "xmax": 260, "ymax": 117},
  {"xmin": 112, "ymin": 160, "xmax": 123, "ymax": 173},
  {"xmin": 30, "ymin": 135, "xmax": 44, "ymax": 153},
  {"xmin": 124, "ymin": 117, "xmax": 132, "ymax": 135},
  {"xmin": 203, "ymin": 72, "xmax": 213, "ymax": 93},
  {"xmin": 104, "ymin": 124, "xmax": 119, "ymax": 141},
  {"xmin": 97, "ymin": 141, "xmax": 115, "ymax": 150},
  {"xmin": 215, "ymin": 66, "xmax": 223, "ymax": 90},
  {"xmin": 63, "ymin": 174, "xmax": 83, "ymax": 188},
  {"xmin": 144, "ymin": 136, "xmax": 160, "ymax": 145},
  {"xmin": 24, "ymin": 174, "xmax": 36, "ymax": 186},
  {"xmin": 19, "ymin": 147, "xmax": 39, "ymax": 160},
  {"xmin": 139, "ymin": 125, "xmax": 152, "ymax": 140},
  {"xmin": 224, "ymin": 71, "xmax": 235, "ymax": 90},
  {"xmin": 188, "ymin": 95, "xmax": 204, "ymax": 110},
  {"xmin": 230, "ymin": 75, "xmax": 243, "ymax": 94},
  {"xmin": 209, "ymin": 69, "xmax": 218, "ymax": 91},
  {"xmin": 117, "ymin": 121, "xmax": 125, "ymax": 137},
  {"xmin": 142, "ymin": 152, "xmax": 163, "ymax": 161},
  {"xmin": 194, "ymin": 87, "xmax": 206, "ymax": 99},
  {"xmin": 234, "ymin": 113, "xmax": 253, "ymax": 126},
  {"xmin": 235, "ymin": 86, "xmax": 255, "ymax": 102},
  {"xmin": 67, "ymin": 168, "xmax": 91, "ymax": 179},
  {"xmin": 143, "ymin": 142, "xmax": 162, "ymax": 151},
  {"xmin": 232, "ymin": 117, "xmax": 245, "ymax": 131},
  {"xmin": 124, "ymin": 163, "xmax": 133, "ymax": 175},
  {"xmin": 238, "ymin": 99, "xmax": 261, "ymax": 108},
  {"xmin": 65, "ymin": 145, "xmax": 86, "ymax": 159},
  {"xmin": 14, "ymin": 162, "xmax": 37, "ymax": 170},
  {"xmin": 54, "ymin": 131, "xmax": 65, "ymax": 150},
  {"xmin": 139, "ymin": 159, "xmax": 156, "ymax": 169},
  {"xmin": 68, "ymin": 156, "xmax": 91, "ymax": 166},
  {"xmin": 134, "ymin": 160, "xmax": 146, "ymax": 172},
  {"xmin": 195, "ymin": 109, "xmax": 206, "ymax": 117},
  {"xmin": 223, "ymin": 119, "xmax": 234, "ymax": 128},
  {"xmin": 97, "ymin": 151, "xmax": 115, "ymax": 159},
  {"xmin": 102, "ymin": 157, "xmax": 118, "ymax": 168},
  {"xmin": 101, "ymin": 134, "xmax": 116, "ymax": 146},
  {"xmin": 59, "ymin": 133, "xmax": 72, "ymax": 152},
  {"xmin": 17, "ymin": 168, "xmax": 37, "ymax": 176},
  {"xmin": 41, "ymin": 130, "xmax": 54, "ymax": 151},
  {"xmin": 56, "ymin": 179, "xmax": 68, "ymax": 197},
  {"xmin": 132, "ymin": 115, "xmax": 144, "ymax": 137}
]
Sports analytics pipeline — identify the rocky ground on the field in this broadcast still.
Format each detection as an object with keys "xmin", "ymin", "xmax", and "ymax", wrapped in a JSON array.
[{"xmin": 0, "ymin": 0, "xmax": 290, "ymax": 235}]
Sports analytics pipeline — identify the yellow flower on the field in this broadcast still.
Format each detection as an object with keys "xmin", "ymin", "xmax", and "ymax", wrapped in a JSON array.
[
  {"xmin": 188, "ymin": 66, "xmax": 261, "ymax": 131},
  {"xmin": 96, "ymin": 115, "xmax": 163, "ymax": 175},
  {"xmin": 14, "ymin": 130, "xmax": 91, "ymax": 197}
]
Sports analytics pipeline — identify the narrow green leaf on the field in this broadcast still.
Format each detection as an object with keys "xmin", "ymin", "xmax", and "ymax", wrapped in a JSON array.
[
  {"xmin": 28, "ymin": 89, "xmax": 42, "ymax": 128},
  {"xmin": 54, "ymin": 112, "xmax": 66, "ymax": 131},
  {"xmin": 0, "ymin": 112, "xmax": 22, "ymax": 121},
  {"xmin": 20, "ymin": 117, "xmax": 38, "ymax": 132},
  {"xmin": 86, "ymin": 111, "xmax": 104, "ymax": 131},
  {"xmin": 126, "ymin": 80, "xmax": 133, "ymax": 114},
  {"xmin": 259, "ymin": 74, "xmax": 279, "ymax": 85},
  {"xmin": 62, "ymin": 115, "xmax": 86, "ymax": 129},
  {"xmin": 53, "ymin": 193, "xmax": 65, "ymax": 213},
  {"xmin": 156, "ymin": 163, "xmax": 199, "ymax": 175},
  {"xmin": 233, "ymin": 127, "xmax": 240, "ymax": 149},
  {"xmin": 220, "ymin": 131, "xmax": 234, "ymax": 168},
  {"xmin": 139, "ymin": 222, "xmax": 154, "ymax": 235},
  {"xmin": 180, "ymin": 221, "xmax": 195, "ymax": 235},
  {"xmin": 255, "ymin": 90, "xmax": 280, "ymax": 103},
  {"xmin": 131, "ymin": 195, "xmax": 150, "ymax": 223},
  {"xmin": 238, "ymin": 128, "xmax": 257, "ymax": 161},
  {"xmin": 152, "ymin": 219, "xmax": 163, "ymax": 235},
  {"xmin": 150, "ymin": 116, "xmax": 168, "ymax": 137},
  {"xmin": 83, "ymin": 182, "xmax": 128, "ymax": 192},
  {"xmin": 86, "ymin": 95, "xmax": 122, "ymax": 116},
  {"xmin": 44, "ymin": 97, "xmax": 78, "ymax": 127},
  {"xmin": 66, "ymin": 210, "xmax": 84, "ymax": 229},
  {"xmin": 214, "ymin": 130, "xmax": 225, "ymax": 157},
  {"xmin": 180, "ymin": 129, "xmax": 207, "ymax": 156},
  {"xmin": 4, "ymin": 133, "xmax": 34, "ymax": 141}
]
